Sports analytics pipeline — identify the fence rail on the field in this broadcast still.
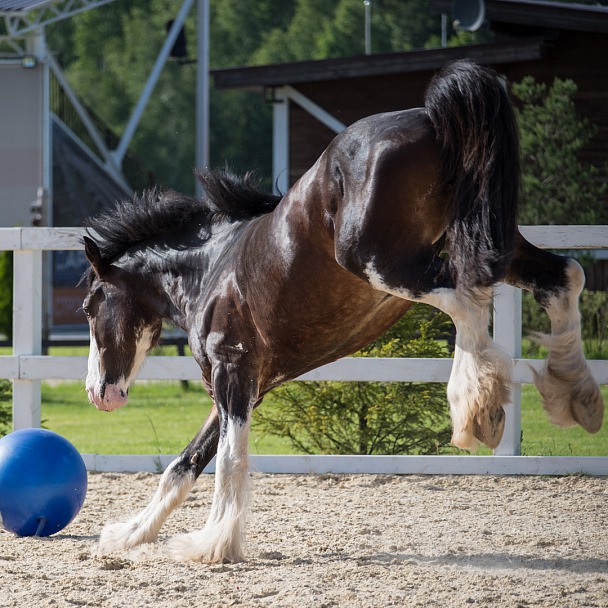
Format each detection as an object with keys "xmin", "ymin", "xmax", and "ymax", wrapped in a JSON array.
[{"xmin": 1, "ymin": 226, "xmax": 607, "ymax": 475}]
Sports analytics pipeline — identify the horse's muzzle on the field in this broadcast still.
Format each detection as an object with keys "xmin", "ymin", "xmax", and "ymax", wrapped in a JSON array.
[{"xmin": 88, "ymin": 382, "xmax": 129, "ymax": 412}]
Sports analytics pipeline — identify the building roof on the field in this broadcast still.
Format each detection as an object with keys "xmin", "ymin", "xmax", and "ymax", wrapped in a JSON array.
[
  {"xmin": 212, "ymin": 0, "xmax": 608, "ymax": 92},
  {"xmin": 430, "ymin": 0, "xmax": 608, "ymax": 34},
  {"xmin": 0, "ymin": 0, "xmax": 56, "ymax": 12},
  {"xmin": 1, "ymin": 0, "xmax": 117, "ymax": 37},
  {"xmin": 212, "ymin": 38, "xmax": 547, "ymax": 91}
]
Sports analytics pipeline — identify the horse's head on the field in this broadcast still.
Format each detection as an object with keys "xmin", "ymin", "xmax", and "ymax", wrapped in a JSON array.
[{"xmin": 83, "ymin": 236, "xmax": 162, "ymax": 411}]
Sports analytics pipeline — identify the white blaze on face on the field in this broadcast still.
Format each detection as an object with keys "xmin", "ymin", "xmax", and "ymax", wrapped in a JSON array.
[
  {"xmin": 125, "ymin": 326, "xmax": 156, "ymax": 387},
  {"xmin": 85, "ymin": 327, "xmax": 102, "ymax": 406},
  {"xmin": 86, "ymin": 326, "xmax": 156, "ymax": 412}
]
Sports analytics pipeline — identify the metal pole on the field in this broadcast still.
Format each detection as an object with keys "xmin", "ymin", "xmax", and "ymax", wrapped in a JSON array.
[
  {"xmin": 272, "ymin": 87, "xmax": 289, "ymax": 196},
  {"xmin": 283, "ymin": 86, "xmax": 346, "ymax": 134},
  {"xmin": 37, "ymin": 28, "xmax": 53, "ymax": 345},
  {"xmin": 47, "ymin": 54, "xmax": 130, "ymax": 192},
  {"xmin": 195, "ymin": 0, "xmax": 210, "ymax": 197},
  {"xmin": 113, "ymin": 0, "xmax": 195, "ymax": 166},
  {"xmin": 364, "ymin": 0, "xmax": 371, "ymax": 55}
]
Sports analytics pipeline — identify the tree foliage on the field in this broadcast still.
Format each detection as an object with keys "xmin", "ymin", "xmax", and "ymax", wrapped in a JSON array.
[
  {"xmin": 255, "ymin": 305, "xmax": 454, "ymax": 455},
  {"xmin": 0, "ymin": 251, "xmax": 12, "ymax": 340},
  {"xmin": 512, "ymin": 76, "xmax": 608, "ymax": 225},
  {"xmin": 251, "ymin": 0, "xmax": 444, "ymax": 64},
  {"xmin": 0, "ymin": 380, "xmax": 11, "ymax": 437}
]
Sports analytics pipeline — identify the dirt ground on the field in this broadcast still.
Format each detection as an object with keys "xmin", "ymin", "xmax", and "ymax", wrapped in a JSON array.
[{"xmin": 0, "ymin": 472, "xmax": 607, "ymax": 607}]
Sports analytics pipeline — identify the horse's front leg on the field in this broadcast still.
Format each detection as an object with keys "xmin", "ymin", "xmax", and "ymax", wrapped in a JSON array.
[
  {"xmin": 505, "ymin": 233, "xmax": 604, "ymax": 432},
  {"xmin": 165, "ymin": 361, "xmax": 256, "ymax": 563},
  {"xmin": 98, "ymin": 405, "xmax": 220, "ymax": 554}
]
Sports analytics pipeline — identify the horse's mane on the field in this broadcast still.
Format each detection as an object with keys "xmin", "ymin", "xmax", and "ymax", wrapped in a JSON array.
[{"xmin": 85, "ymin": 169, "xmax": 281, "ymax": 262}]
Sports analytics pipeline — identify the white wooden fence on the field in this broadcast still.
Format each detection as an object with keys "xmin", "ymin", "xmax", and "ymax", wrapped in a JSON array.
[{"xmin": 1, "ymin": 226, "xmax": 607, "ymax": 475}]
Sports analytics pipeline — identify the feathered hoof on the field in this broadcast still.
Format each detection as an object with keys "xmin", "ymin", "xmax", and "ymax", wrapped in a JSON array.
[
  {"xmin": 451, "ymin": 377, "xmax": 509, "ymax": 451},
  {"xmin": 165, "ymin": 530, "xmax": 245, "ymax": 564},
  {"xmin": 535, "ymin": 362, "xmax": 605, "ymax": 433},
  {"xmin": 98, "ymin": 520, "xmax": 157, "ymax": 554},
  {"xmin": 569, "ymin": 382, "xmax": 604, "ymax": 434}
]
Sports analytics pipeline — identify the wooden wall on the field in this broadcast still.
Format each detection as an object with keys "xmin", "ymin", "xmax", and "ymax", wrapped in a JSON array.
[
  {"xmin": 585, "ymin": 260, "xmax": 608, "ymax": 292},
  {"xmin": 287, "ymin": 31, "xmax": 608, "ymax": 189}
]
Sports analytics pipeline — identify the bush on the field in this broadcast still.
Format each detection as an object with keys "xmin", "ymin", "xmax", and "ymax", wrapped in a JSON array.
[
  {"xmin": 254, "ymin": 305, "xmax": 454, "ymax": 455},
  {"xmin": 579, "ymin": 291, "xmax": 608, "ymax": 359},
  {"xmin": 0, "ymin": 380, "xmax": 11, "ymax": 437},
  {"xmin": 0, "ymin": 251, "xmax": 12, "ymax": 340},
  {"xmin": 513, "ymin": 77, "xmax": 608, "ymax": 225}
]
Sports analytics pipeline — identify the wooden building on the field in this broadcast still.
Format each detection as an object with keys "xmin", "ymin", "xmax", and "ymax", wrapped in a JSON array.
[{"xmin": 212, "ymin": 0, "xmax": 608, "ymax": 193}]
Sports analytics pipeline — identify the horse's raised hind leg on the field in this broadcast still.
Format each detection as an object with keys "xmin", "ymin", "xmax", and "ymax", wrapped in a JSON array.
[
  {"xmin": 364, "ymin": 257, "xmax": 512, "ymax": 451},
  {"xmin": 505, "ymin": 233, "xmax": 604, "ymax": 432},
  {"xmin": 98, "ymin": 406, "xmax": 220, "ymax": 554},
  {"xmin": 420, "ymin": 287, "xmax": 512, "ymax": 451}
]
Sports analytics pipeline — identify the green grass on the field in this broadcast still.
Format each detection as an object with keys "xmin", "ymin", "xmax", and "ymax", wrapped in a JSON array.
[
  {"xmin": 41, "ymin": 381, "xmax": 295, "ymax": 455},
  {"xmin": 38, "ymin": 380, "xmax": 608, "ymax": 457}
]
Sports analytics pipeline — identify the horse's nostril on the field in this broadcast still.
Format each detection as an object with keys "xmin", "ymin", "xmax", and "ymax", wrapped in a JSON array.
[{"xmin": 100, "ymin": 382, "xmax": 106, "ymax": 400}]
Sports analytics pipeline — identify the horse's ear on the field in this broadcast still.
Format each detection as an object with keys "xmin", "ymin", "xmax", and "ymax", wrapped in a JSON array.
[{"xmin": 83, "ymin": 236, "xmax": 107, "ymax": 277}]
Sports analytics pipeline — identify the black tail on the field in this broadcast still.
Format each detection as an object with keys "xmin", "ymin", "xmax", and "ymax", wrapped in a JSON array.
[{"xmin": 425, "ymin": 60, "xmax": 520, "ymax": 292}]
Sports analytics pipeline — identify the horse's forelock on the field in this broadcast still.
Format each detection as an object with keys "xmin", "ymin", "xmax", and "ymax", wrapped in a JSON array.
[{"xmin": 79, "ymin": 266, "xmax": 96, "ymax": 289}]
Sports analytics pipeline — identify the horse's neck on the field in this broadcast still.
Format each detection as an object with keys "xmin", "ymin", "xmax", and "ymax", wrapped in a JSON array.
[
  {"xmin": 144, "ymin": 221, "xmax": 250, "ymax": 330},
  {"xmin": 147, "ymin": 252, "xmax": 199, "ymax": 330}
]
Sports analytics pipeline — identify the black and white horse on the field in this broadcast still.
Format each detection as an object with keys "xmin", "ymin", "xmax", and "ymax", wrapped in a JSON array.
[{"xmin": 82, "ymin": 61, "xmax": 604, "ymax": 562}]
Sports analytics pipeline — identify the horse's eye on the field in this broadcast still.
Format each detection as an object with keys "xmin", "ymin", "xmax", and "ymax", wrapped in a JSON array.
[{"xmin": 83, "ymin": 307, "xmax": 91, "ymax": 319}]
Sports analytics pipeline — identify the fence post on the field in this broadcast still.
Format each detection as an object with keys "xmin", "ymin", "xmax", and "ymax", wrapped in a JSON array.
[
  {"xmin": 272, "ymin": 87, "xmax": 289, "ymax": 196},
  {"xmin": 492, "ymin": 283, "xmax": 522, "ymax": 455},
  {"xmin": 12, "ymin": 246, "xmax": 42, "ymax": 429}
]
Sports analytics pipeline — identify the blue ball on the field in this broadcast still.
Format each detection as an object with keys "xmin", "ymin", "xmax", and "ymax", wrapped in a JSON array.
[{"xmin": 0, "ymin": 429, "xmax": 87, "ymax": 537}]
